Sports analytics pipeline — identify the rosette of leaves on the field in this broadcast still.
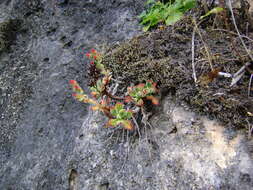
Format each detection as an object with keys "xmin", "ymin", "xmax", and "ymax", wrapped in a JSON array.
[
  {"xmin": 139, "ymin": 0, "xmax": 196, "ymax": 31},
  {"xmin": 86, "ymin": 49, "xmax": 110, "ymax": 76},
  {"xmin": 125, "ymin": 81, "xmax": 159, "ymax": 106},
  {"xmin": 107, "ymin": 103, "xmax": 133, "ymax": 130}
]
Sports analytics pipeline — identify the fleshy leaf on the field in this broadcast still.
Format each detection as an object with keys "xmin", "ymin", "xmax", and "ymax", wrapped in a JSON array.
[
  {"xmin": 107, "ymin": 119, "xmax": 119, "ymax": 127},
  {"xmin": 121, "ymin": 120, "xmax": 134, "ymax": 130},
  {"xmin": 165, "ymin": 11, "xmax": 183, "ymax": 25},
  {"xmin": 146, "ymin": 96, "xmax": 159, "ymax": 105}
]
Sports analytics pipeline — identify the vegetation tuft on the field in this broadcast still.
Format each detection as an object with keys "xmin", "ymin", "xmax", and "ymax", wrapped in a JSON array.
[
  {"xmin": 70, "ymin": 49, "xmax": 159, "ymax": 131},
  {"xmin": 139, "ymin": 0, "xmax": 196, "ymax": 31}
]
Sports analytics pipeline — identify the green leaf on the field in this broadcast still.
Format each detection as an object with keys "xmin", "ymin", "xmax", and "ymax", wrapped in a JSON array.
[
  {"xmin": 90, "ymin": 86, "xmax": 96, "ymax": 91},
  {"xmin": 110, "ymin": 108, "xmax": 118, "ymax": 117},
  {"xmin": 115, "ymin": 103, "xmax": 123, "ymax": 111},
  {"xmin": 138, "ymin": 11, "xmax": 147, "ymax": 19},
  {"xmin": 121, "ymin": 120, "xmax": 134, "ymax": 130},
  {"xmin": 125, "ymin": 111, "xmax": 133, "ymax": 119},
  {"xmin": 165, "ymin": 11, "xmax": 183, "ymax": 25},
  {"xmin": 146, "ymin": 0, "xmax": 155, "ymax": 5},
  {"xmin": 139, "ymin": 0, "xmax": 196, "ymax": 31},
  {"xmin": 108, "ymin": 119, "xmax": 118, "ymax": 126},
  {"xmin": 143, "ymin": 25, "xmax": 151, "ymax": 32},
  {"xmin": 181, "ymin": 0, "xmax": 196, "ymax": 11},
  {"xmin": 96, "ymin": 79, "xmax": 102, "ymax": 90},
  {"xmin": 200, "ymin": 7, "xmax": 224, "ymax": 20}
]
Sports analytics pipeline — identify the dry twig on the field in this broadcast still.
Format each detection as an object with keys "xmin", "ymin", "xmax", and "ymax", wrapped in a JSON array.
[{"xmin": 192, "ymin": 23, "xmax": 197, "ymax": 84}]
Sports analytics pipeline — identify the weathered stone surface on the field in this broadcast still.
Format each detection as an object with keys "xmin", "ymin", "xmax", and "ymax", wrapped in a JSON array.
[{"xmin": 0, "ymin": 0, "xmax": 253, "ymax": 190}]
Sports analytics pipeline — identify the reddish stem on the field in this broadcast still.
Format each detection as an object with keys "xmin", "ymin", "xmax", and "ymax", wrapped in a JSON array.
[{"xmin": 102, "ymin": 107, "xmax": 114, "ymax": 119}]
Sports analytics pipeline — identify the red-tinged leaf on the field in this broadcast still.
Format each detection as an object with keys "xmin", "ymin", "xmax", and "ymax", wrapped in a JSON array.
[
  {"xmin": 146, "ymin": 96, "xmax": 159, "ymax": 105},
  {"xmin": 74, "ymin": 85, "xmax": 81, "ymax": 90},
  {"xmin": 69, "ymin": 80, "xmax": 77, "ymax": 85},
  {"xmin": 91, "ymin": 105, "xmax": 100, "ymax": 111},
  {"xmin": 115, "ymin": 102, "xmax": 124, "ymax": 110},
  {"xmin": 137, "ymin": 83, "xmax": 145, "ymax": 88},
  {"xmin": 100, "ymin": 99, "xmax": 108, "ymax": 106},
  {"xmin": 121, "ymin": 120, "xmax": 134, "ymax": 130},
  {"xmin": 143, "ymin": 89, "xmax": 148, "ymax": 95},
  {"xmin": 152, "ymin": 82, "xmax": 158, "ymax": 90},
  {"xmin": 91, "ymin": 91, "xmax": 98, "ymax": 97},
  {"xmin": 73, "ymin": 94, "xmax": 86, "ymax": 101},
  {"xmin": 91, "ymin": 49, "xmax": 96, "ymax": 53},
  {"xmin": 106, "ymin": 119, "xmax": 118, "ymax": 128},
  {"xmin": 124, "ymin": 96, "xmax": 132, "ymax": 103},
  {"xmin": 136, "ymin": 99, "xmax": 144, "ymax": 106},
  {"xmin": 70, "ymin": 81, "xmax": 84, "ymax": 94},
  {"xmin": 102, "ymin": 75, "xmax": 111, "ymax": 85}
]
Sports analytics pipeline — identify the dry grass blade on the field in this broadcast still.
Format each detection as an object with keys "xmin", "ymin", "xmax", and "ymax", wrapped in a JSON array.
[
  {"xmin": 193, "ymin": 19, "xmax": 214, "ymax": 70},
  {"xmin": 230, "ymin": 62, "xmax": 251, "ymax": 87},
  {"xmin": 192, "ymin": 24, "xmax": 197, "ymax": 84},
  {"xmin": 248, "ymin": 74, "xmax": 253, "ymax": 97}
]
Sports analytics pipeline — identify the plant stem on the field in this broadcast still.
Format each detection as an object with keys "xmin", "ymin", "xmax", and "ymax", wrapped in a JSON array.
[{"xmin": 104, "ymin": 89, "xmax": 124, "ymax": 100}]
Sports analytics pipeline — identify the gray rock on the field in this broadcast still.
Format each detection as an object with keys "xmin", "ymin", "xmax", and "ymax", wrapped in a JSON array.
[{"xmin": 1, "ymin": 0, "xmax": 253, "ymax": 190}]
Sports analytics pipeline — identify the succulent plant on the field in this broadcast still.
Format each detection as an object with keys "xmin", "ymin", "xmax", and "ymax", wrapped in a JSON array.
[
  {"xmin": 70, "ymin": 50, "xmax": 159, "ymax": 131},
  {"xmin": 125, "ymin": 81, "xmax": 159, "ymax": 106},
  {"xmin": 107, "ymin": 103, "xmax": 133, "ymax": 130}
]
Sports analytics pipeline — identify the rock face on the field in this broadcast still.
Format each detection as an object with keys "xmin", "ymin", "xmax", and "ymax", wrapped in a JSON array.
[{"xmin": 0, "ymin": 0, "xmax": 253, "ymax": 190}]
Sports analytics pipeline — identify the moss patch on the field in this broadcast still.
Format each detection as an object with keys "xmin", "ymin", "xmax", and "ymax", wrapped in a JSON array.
[
  {"xmin": 0, "ymin": 19, "xmax": 21, "ymax": 52},
  {"xmin": 102, "ymin": 17, "xmax": 253, "ymax": 128}
]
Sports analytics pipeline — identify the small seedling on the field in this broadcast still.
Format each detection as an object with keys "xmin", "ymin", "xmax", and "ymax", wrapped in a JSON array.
[{"xmin": 200, "ymin": 7, "xmax": 224, "ymax": 20}]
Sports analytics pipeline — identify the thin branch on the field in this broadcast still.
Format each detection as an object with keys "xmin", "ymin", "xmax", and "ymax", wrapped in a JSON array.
[
  {"xmin": 248, "ymin": 74, "xmax": 253, "ymax": 97},
  {"xmin": 246, "ymin": 119, "xmax": 253, "ymax": 139},
  {"xmin": 132, "ymin": 115, "xmax": 141, "ymax": 139}
]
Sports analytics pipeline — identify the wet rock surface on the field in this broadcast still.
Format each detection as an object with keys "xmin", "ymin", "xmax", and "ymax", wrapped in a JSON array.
[{"xmin": 0, "ymin": 0, "xmax": 253, "ymax": 190}]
